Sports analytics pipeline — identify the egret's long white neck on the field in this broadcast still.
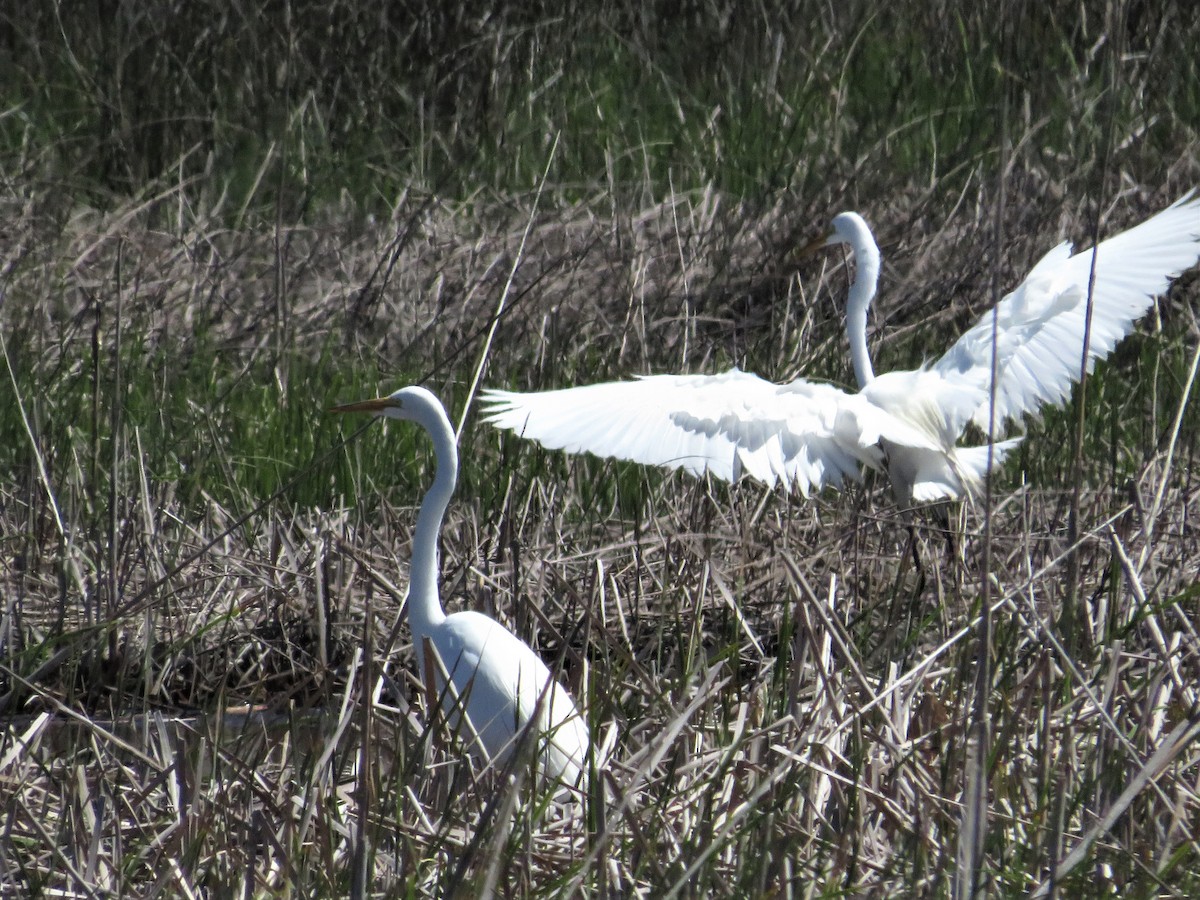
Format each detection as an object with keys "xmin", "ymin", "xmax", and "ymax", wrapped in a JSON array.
[
  {"xmin": 407, "ymin": 407, "xmax": 457, "ymax": 638},
  {"xmin": 840, "ymin": 218, "xmax": 881, "ymax": 388}
]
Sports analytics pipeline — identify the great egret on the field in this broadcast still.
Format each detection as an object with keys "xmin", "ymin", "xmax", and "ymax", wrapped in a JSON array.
[
  {"xmin": 333, "ymin": 386, "xmax": 590, "ymax": 788},
  {"xmin": 482, "ymin": 194, "xmax": 1200, "ymax": 505}
]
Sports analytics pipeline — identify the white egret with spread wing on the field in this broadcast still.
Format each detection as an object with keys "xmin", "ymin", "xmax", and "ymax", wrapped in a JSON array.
[
  {"xmin": 333, "ymin": 386, "xmax": 590, "ymax": 788},
  {"xmin": 483, "ymin": 194, "xmax": 1200, "ymax": 505}
]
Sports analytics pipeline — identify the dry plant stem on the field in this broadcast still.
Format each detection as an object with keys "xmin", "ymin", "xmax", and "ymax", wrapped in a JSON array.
[
  {"xmin": 350, "ymin": 602, "xmax": 374, "ymax": 900},
  {"xmin": 5, "ymin": 139, "xmax": 1200, "ymax": 893},
  {"xmin": 107, "ymin": 243, "xmax": 124, "ymax": 623},
  {"xmin": 1031, "ymin": 707, "xmax": 1200, "ymax": 897},
  {"xmin": 822, "ymin": 507, "xmax": 1164, "ymax": 795},
  {"xmin": 781, "ymin": 554, "xmax": 902, "ymax": 738},
  {"xmin": 817, "ymin": 498, "xmax": 1117, "ymax": 738},
  {"xmin": 661, "ymin": 742, "xmax": 807, "ymax": 900},
  {"xmin": 1138, "ymin": 339, "xmax": 1200, "ymax": 570},
  {"xmin": 1002, "ymin": 573, "xmax": 1189, "ymax": 818},
  {"xmin": 1106, "ymin": 528, "xmax": 1195, "ymax": 702},
  {"xmin": 2, "ymin": 330, "xmax": 67, "ymax": 538},
  {"xmin": 955, "ymin": 96, "xmax": 1012, "ymax": 898},
  {"xmin": 0, "ymin": 711, "xmax": 52, "ymax": 773},
  {"xmin": 331, "ymin": 535, "xmax": 411, "ymax": 700},
  {"xmin": 2, "ymin": 669, "xmax": 167, "ymax": 771},
  {"xmin": 561, "ymin": 666, "xmax": 730, "ymax": 891},
  {"xmin": 459, "ymin": 133, "xmax": 561, "ymax": 441},
  {"xmin": 110, "ymin": 426, "xmax": 366, "ymax": 622},
  {"xmin": 311, "ymin": 647, "xmax": 362, "ymax": 778},
  {"xmin": 1065, "ymin": 3, "xmax": 1124, "ymax": 658}
]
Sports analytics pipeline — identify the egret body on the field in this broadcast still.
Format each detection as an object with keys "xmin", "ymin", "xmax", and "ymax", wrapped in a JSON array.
[
  {"xmin": 484, "ymin": 194, "xmax": 1200, "ymax": 505},
  {"xmin": 334, "ymin": 386, "xmax": 590, "ymax": 787}
]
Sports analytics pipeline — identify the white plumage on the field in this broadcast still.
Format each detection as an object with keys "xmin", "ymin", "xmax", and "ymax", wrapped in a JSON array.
[
  {"xmin": 484, "ymin": 194, "xmax": 1200, "ymax": 505},
  {"xmin": 334, "ymin": 386, "xmax": 590, "ymax": 788},
  {"xmin": 935, "ymin": 193, "xmax": 1200, "ymax": 430}
]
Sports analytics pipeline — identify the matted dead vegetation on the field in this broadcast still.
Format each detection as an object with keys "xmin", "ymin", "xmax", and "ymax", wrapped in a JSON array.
[{"xmin": 3, "ymin": 155, "xmax": 1200, "ymax": 895}]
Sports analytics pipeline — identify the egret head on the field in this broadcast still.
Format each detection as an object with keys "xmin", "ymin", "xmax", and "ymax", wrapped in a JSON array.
[
  {"xmin": 330, "ymin": 385, "xmax": 443, "ymax": 425},
  {"xmin": 827, "ymin": 211, "xmax": 871, "ymax": 248},
  {"xmin": 797, "ymin": 211, "xmax": 873, "ymax": 258}
]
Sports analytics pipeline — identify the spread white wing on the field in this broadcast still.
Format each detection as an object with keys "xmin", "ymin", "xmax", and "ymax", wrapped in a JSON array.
[
  {"xmin": 934, "ymin": 193, "xmax": 1200, "ymax": 430},
  {"xmin": 482, "ymin": 368, "xmax": 937, "ymax": 496},
  {"xmin": 483, "ymin": 195, "xmax": 1200, "ymax": 505}
]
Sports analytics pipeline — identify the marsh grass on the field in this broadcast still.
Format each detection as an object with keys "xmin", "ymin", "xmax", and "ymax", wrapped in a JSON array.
[{"xmin": 3, "ymin": 1, "xmax": 1200, "ymax": 896}]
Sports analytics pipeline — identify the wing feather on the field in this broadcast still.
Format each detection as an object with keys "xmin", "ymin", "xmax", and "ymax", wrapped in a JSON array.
[
  {"xmin": 934, "ymin": 193, "xmax": 1200, "ymax": 429},
  {"xmin": 482, "ymin": 368, "xmax": 904, "ymax": 495}
]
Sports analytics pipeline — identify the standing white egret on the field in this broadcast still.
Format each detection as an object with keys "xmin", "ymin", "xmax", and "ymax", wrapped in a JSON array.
[
  {"xmin": 483, "ymin": 193, "xmax": 1200, "ymax": 505},
  {"xmin": 333, "ymin": 386, "xmax": 590, "ymax": 788}
]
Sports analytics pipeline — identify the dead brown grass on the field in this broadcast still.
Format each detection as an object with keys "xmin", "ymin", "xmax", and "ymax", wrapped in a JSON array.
[{"xmin": 2, "ymin": 165, "xmax": 1200, "ymax": 895}]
